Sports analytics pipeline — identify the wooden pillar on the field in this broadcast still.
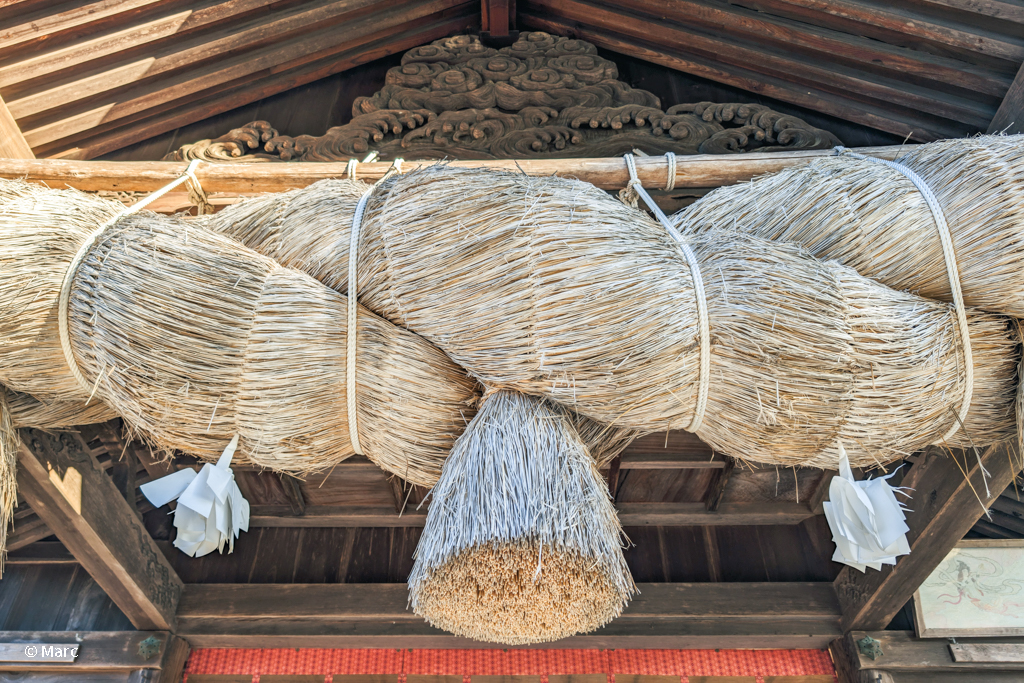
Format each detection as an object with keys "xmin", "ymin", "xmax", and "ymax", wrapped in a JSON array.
[
  {"xmin": 16, "ymin": 428, "xmax": 183, "ymax": 631},
  {"xmin": 835, "ymin": 442, "xmax": 1021, "ymax": 632},
  {"xmin": 0, "ymin": 96, "xmax": 33, "ymax": 159}
]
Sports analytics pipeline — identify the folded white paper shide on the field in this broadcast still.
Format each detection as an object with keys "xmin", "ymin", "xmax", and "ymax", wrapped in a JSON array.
[
  {"xmin": 140, "ymin": 435, "xmax": 250, "ymax": 557},
  {"xmin": 823, "ymin": 441, "xmax": 912, "ymax": 572}
]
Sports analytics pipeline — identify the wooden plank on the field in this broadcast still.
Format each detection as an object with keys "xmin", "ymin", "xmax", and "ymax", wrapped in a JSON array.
[
  {"xmin": 38, "ymin": 10, "xmax": 479, "ymax": 160},
  {"xmin": 5, "ymin": 543, "xmax": 76, "ymax": 565},
  {"xmin": 737, "ymin": 0, "xmax": 1024, "ymax": 63},
  {"xmin": 951, "ymin": 644, "xmax": 1024, "ymax": 663},
  {"xmin": 0, "ymin": 144, "xmax": 908, "ymax": 192},
  {"xmin": 18, "ymin": 0, "xmax": 471, "ymax": 148},
  {"xmin": 176, "ymin": 581, "xmax": 841, "ymax": 648},
  {"xmin": 988, "ymin": 61, "xmax": 1024, "ymax": 134},
  {"xmin": 6, "ymin": 514, "xmax": 52, "ymax": 552},
  {"xmin": 0, "ymin": 630, "xmax": 185, "ymax": 673},
  {"xmin": 835, "ymin": 442, "xmax": 1022, "ymax": 632},
  {"xmin": 524, "ymin": 0, "xmax": 992, "ymax": 127},
  {"xmin": 703, "ymin": 458, "xmax": 735, "ymax": 511},
  {"xmin": 4, "ymin": 0, "xmax": 408, "ymax": 120},
  {"xmin": 0, "ymin": 95, "xmax": 33, "ymax": 159},
  {"xmin": 16, "ymin": 428, "xmax": 183, "ymax": 631},
  {"xmin": 837, "ymin": 631, "xmax": 1024, "ymax": 673},
  {"xmin": 520, "ymin": 13, "xmax": 965, "ymax": 141},
  {"xmin": 244, "ymin": 501, "xmax": 812, "ymax": 526},
  {"xmin": 0, "ymin": 0, "xmax": 168, "ymax": 57},
  {"xmin": 604, "ymin": 0, "xmax": 1009, "ymax": 96},
  {"xmin": 0, "ymin": 0, "xmax": 288, "ymax": 90}
]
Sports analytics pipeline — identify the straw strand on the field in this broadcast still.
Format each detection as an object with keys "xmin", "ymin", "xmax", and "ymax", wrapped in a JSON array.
[
  {"xmin": 835, "ymin": 147, "xmax": 973, "ymax": 441},
  {"xmin": 57, "ymin": 159, "xmax": 206, "ymax": 394},
  {"xmin": 623, "ymin": 154, "xmax": 710, "ymax": 432}
]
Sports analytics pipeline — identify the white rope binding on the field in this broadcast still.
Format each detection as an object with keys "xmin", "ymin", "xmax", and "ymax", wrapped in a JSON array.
[
  {"xmin": 835, "ymin": 146, "xmax": 973, "ymax": 443},
  {"xmin": 623, "ymin": 153, "xmax": 710, "ymax": 432},
  {"xmin": 664, "ymin": 152, "xmax": 677, "ymax": 192},
  {"xmin": 58, "ymin": 159, "xmax": 207, "ymax": 396},
  {"xmin": 345, "ymin": 157, "xmax": 404, "ymax": 455}
]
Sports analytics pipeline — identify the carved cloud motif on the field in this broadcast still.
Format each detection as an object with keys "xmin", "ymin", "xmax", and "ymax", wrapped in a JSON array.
[{"xmin": 167, "ymin": 32, "xmax": 841, "ymax": 162}]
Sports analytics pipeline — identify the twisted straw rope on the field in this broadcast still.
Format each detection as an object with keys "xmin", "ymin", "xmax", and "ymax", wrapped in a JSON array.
[
  {"xmin": 834, "ymin": 147, "xmax": 973, "ymax": 442},
  {"xmin": 58, "ymin": 159, "xmax": 206, "ymax": 397},
  {"xmin": 623, "ymin": 153, "xmax": 710, "ymax": 432}
]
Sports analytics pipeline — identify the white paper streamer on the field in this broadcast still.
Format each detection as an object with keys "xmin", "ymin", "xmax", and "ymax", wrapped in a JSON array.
[
  {"xmin": 823, "ymin": 442, "xmax": 911, "ymax": 572},
  {"xmin": 139, "ymin": 435, "xmax": 250, "ymax": 557}
]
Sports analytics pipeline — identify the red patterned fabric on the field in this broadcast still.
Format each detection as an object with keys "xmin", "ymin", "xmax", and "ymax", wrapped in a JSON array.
[{"xmin": 184, "ymin": 647, "xmax": 837, "ymax": 682}]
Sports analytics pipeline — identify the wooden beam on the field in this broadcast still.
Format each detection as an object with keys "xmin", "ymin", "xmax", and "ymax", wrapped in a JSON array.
[
  {"xmin": 832, "ymin": 630, "xmax": 1024, "ymax": 681},
  {"xmin": 0, "ymin": 144, "xmax": 908, "ymax": 193},
  {"xmin": 5, "ymin": 542, "xmax": 77, "ymax": 564},
  {"xmin": 703, "ymin": 457, "xmax": 735, "ymax": 511},
  {"xmin": 15, "ymin": 428, "xmax": 183, "ymax": 631},
  {"xmin": 176, "ymin": 581, "xmax": 841, "ymax": 648},
  {"xmin": 526, "ymin": 0, "xmax": 992, "ymax": 128},
  {"xmin": 520, "ymin": 12, "xmax": 964, "ymax": 141},
  {"xmin": 0, "ymin": 95, "xmax": 33, "ymax": 159},
  {"xmin": 571, "ymin": 0, "xmax": 1007, "ymax": 97},
  {"xmin": 0, "ymin": 630, "xmax": 187, "ymax": 681},
  {"xmin": 834, "ymin": 442, "xmax": 1022, "ymax": 632},
  {"xmin": 244, "ymin": 501, "xmax": 814, "ymax": 527},
  {"xmin": 6, "ymin": 512, "xmax": 53, "ymax": 552},
  {"xmin": 35, "ymin": 10, "xmax": 478, "ymax": 160},
  {"xmin": 18, "ymin": 0, "xmax": 475, "ymax": 150},
  {"xmin": 988, "ymin": 61, "xmax": 1024, "ymax": 134}
]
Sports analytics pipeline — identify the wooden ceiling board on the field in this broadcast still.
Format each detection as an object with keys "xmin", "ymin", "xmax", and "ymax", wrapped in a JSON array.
[
  {"xmin": 520, "ymin": 0, "xmax": 1018, "ymax": 140},
  {"xmin": 0, "ymin": 0, "xmax": 480, "ymax": 158}
]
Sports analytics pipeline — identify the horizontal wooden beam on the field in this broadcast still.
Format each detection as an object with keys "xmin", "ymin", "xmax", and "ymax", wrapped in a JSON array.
[
  {"xmin": 244, "ymin": 501, "xmax": 813, "ymax": 527},
  {"xmin": 16, "ymin": 428, "xmax": 184, "ymax": 631},
  {"xmin": 0, "ymin": 144, "xmax": 907, "ymax": 193},
  {"xmin": 176, "ymin": 582, "xmax": 841, "ymax": 648},
  {"xmin": 0, "ymin": 631, "xmax": 186, "ymax": 676},
  {"xmin": 832, "ymin": 630, "xmax": 1024, "ymax": 679}
]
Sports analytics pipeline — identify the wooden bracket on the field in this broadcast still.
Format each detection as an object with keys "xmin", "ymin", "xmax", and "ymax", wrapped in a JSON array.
[{"xmin": 16, "ymin": 428, "xmax": 184, "ymax": 631}]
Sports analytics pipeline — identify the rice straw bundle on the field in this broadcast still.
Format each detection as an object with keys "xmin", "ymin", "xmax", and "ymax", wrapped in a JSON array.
[
  {"xmin": 208, "ymin": 167, "xmax": 1017, "ymax": 468},
  {"xmin": 6, "ymin": 392, "xmax": 116, "ymax": 428},
  {"xmin": 0, "ymin": 181, "xmax": 479, "ymax": 485},
  {"xmin": 673, "ymin": 134, "xmax": 1024, "ymax": 316},
  {"xmin": 203, "ymin": 179, "xmax": 642, "ymax": 469},
  {"xmin": 408, "ymin": 390, "xmax": 634, "ymax": 644}
]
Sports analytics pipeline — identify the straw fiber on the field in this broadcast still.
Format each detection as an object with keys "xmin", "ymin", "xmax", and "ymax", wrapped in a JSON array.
[
  {"xmin": 0, "ymin": 182, "xmax": 479, "ymax": 485},
  {"xmin": 408, "ymin": 390, "xmax": 634, "ymax": 644},
  {"xmin": 209, "ymin": 166, "xmax": 1018, "ymax": 469},
  {"xmin": 673, "ymin": 134, "xmax": 1024, "ymax": 317}
]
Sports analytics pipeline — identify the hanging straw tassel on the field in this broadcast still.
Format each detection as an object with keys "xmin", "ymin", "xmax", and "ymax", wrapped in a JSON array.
[{"xmin": 408, "ymin": 390, "xmax": 635, "ymax": 644}]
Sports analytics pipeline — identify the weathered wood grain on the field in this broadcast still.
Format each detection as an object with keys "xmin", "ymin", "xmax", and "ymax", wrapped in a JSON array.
[
  {"xmin": 16, "ymin": 429, "xmax": 183, "ymax": 631},
  {"xmin": 0, "ymin": 96, "xmax": 32, "ymax": 159},
  {"xmin": 0, "ymin": 630, "xmax": 183, "ymax": 673},
  {"xmin": 988, "ymin": 61, "xmax": 1024, "ymax": 134},
  {"xmin": 835, "ymin": 443, "xmax": 1022, "ymax": 631}
]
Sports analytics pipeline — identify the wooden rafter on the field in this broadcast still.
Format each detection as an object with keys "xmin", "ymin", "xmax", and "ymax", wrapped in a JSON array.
[
  {"xmin": 0, "ymin": 95, "xmax": 32, "ymax": 159},
  {"xmin": 15, "ymin": 428, "xmax": 184, "ymax": 631},
  {"xmin": 834, "ymin": 442, "xmax": 1022, "ymax": 632},
  {"xmin": 988, "ymin": 61, "xmax": 1024, "ymax": 134},
  {"xmin": 176, "ymin": 581, "xmax": 841, "ymax": 648}
]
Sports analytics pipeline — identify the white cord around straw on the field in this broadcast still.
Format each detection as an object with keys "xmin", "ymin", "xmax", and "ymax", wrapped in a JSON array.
[
  {"xmin": 623, "ymin": 154, "xmax": 710, "ymax": 432},
  {"xmin": 835, "ymin": 147, "xmax": 973, "ymax": 442},
  {"xmin": 345, "ymin": 157, "xmax": 404, "ymax": 455},
  {"xmin": 58, "ymin": 159, "xmax": 206, "ymax": 396}
]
